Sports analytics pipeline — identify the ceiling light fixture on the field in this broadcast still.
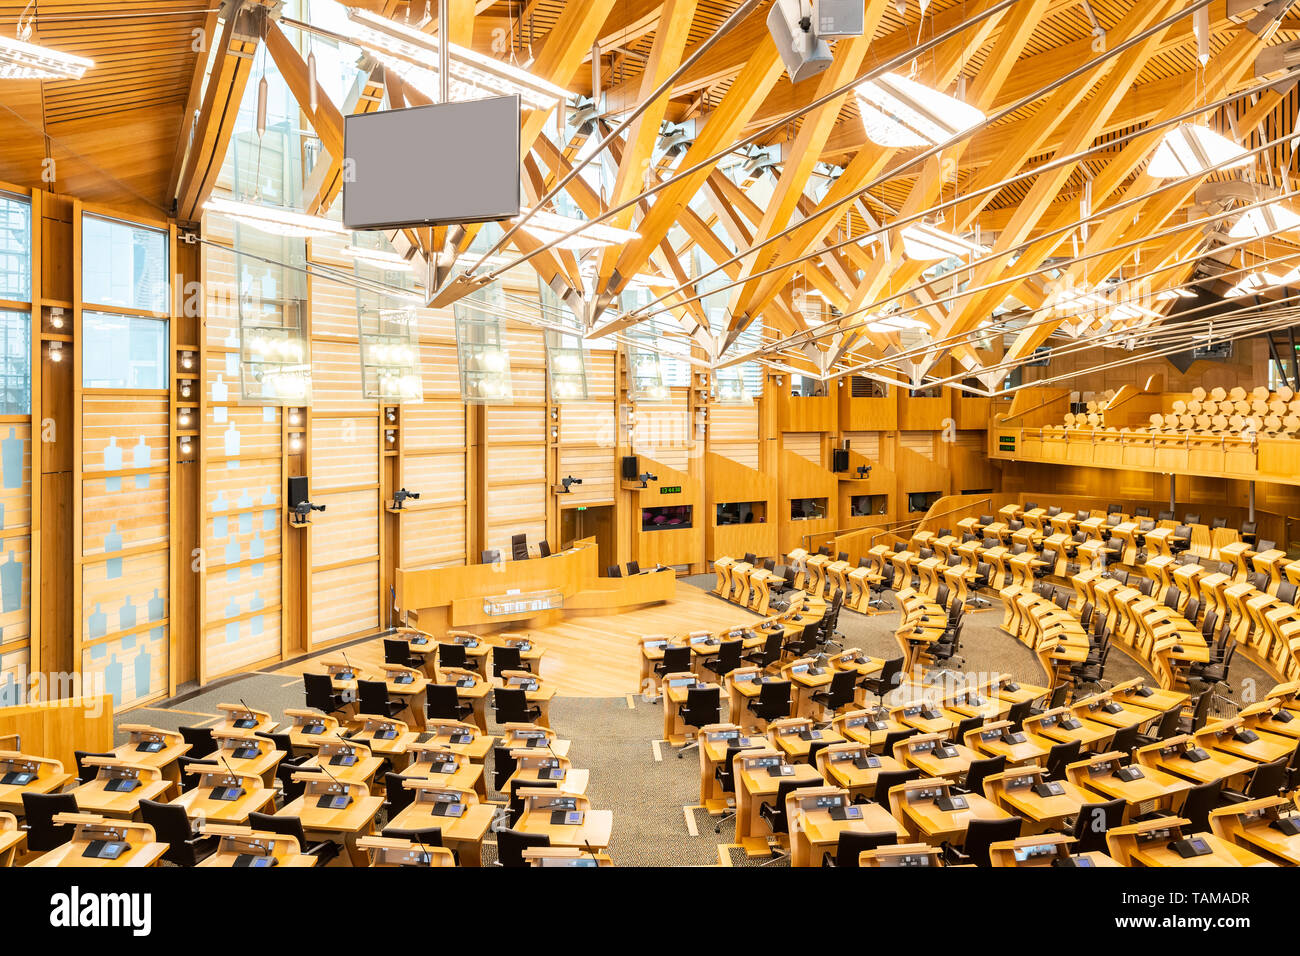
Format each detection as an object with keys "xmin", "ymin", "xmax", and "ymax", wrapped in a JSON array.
[
  {"xmin": 204, "ymin": 196, "xmax": 349, "ymax": 240},
  {"xmin": 1227, "ymin": 202, "xmax": 1300, "ymax": 240},
  {"xmin": 899, "ymin": 221, "xmax": 988, "ymax": 262},
  {"xmin": 512, "ymin": 208, "xmax": 639, "ymax": 250},
  {"xmin": 1146, "ymin": 124, "xmax": 1250, "ymax": 178},
  {"xmin": 1225, "ymin": 271, "xmax": 1285, "ymax": 298},
  {"xmin": 854, "ymin": 72, "xmax": 986, "ymax": 149},
  {"xmin": 0, "ymin": 32, "xmax": 93, "ymax": 80},
  {"xmin": 342, "ymin": 8, "xmax": 570, "ymax": 111},
  {"xmin": 339, "ymin": 244, "xmax": 415, "ymax": 272}
]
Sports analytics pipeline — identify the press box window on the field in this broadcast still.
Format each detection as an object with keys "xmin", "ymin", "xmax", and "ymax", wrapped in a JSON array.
[
  {"xmin": 643, "ymin": 505, "xmax": 692, "ymax": 531},
  {"xmin": 82, "ymin": 311, "xmax": 168, "ymax": 390},
  {"xmin": 908, "ymin": 491, "xmax": 941, "ymax": 513},
  {"xmin": 790, "ymin": 498, "xmax": 827, "ymax": 520}
]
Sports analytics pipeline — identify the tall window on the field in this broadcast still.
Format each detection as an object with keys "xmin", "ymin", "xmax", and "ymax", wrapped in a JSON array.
[
  {"xmin": 0, "ymin": 192, "xmax": 31, "ymax": 303},
  {"xmin": 0, "ymin": 310, "xmax": 30, "ymax": 414},
  {"xmin": 81, "ymin": 215, "xmax": 169, "ymax": 389}
]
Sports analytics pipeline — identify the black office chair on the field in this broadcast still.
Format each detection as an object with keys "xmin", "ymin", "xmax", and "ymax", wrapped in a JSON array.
[
  {"xmin": 511, "ymin": 533, "xmax": 529, "ymax": 561},
  {"xmin": 74, "ymin": 750, "xmax": 114, "ymax": 785},
  {"xmin": 713, "ymin": 744, "xmax": 747, "ymax": 834},
  {"xmin": 743, "ymin": 552, "xmax": 758, "ymax": 566},
  {"xmin": 1135, "ymin": 704, "xmax": 1183, "ymax": 747},
  {"xmin": 867, "ymin": 563, "xmax": 896, "ymax": 611},
  {"xmin": 382, "ymin": 826, "xmax": 444, "ymax": 852},
  {"xmin": 177, "ymin": 756, "xmax": 218, "ymax": 791},
  {"xmin": 607, "ymin": 565, "xmax": 622, "ymax": 578},
  {"xmin": 757, "ymin": 779, "xmax": 820, "ymax": 862},
  {"xmin": 491, "ymin": 746, "xmax": 519, "ymax": 794},
  {"xmin": 880, "ymin": 727, "xmax": 919, "ymax": 756},
  {"xmin": 860, "ymin": 657, "xmax": 903, "ymax": 705},
  {"xmin": 872, "ymin": 769, "xmax": 921, "ymax": 812},
  {"xmin": 493, "ymin": 687, "xmax": 541, "ymax": 725},
  {"xmin": 1044, "ymin": 739, "xmax": 1081, "ymax": 781},
  {"xmin": 676, "ymin": 686, "xmax": 721, "ymax": 757},
  {"xmin": 700, "ymin": 640, "xmax": 743, "ymax": 681},
  {"xmin": 303, "ymin": 672, "xmax": 346, "ymax": 715},
  {"xmin": 1179, "ymin": 779, "xmax": 1221, "ymax": 833},
  {"xmin": 746, "ymin": 680, "xmax": 792, "ymax": 726},
  {"xmin": 1222, "ymin": 757, "xmax": 1288, "ymax": 804},
  {"xmin": 821, "ymin": 830, "xmax": 897, "ymax": 867},
  {"xmin": 959, "ymin": 755, "xmax": 1006, "ymax": 797},
  {"xmin": 1028, "ymin": 683, "xmax": 1069, "ymax": 718},
  {"xmin": 1069, "ymin": 798, "xmax": 1126, "ymax": 853},
  {"xmin": 358, "ymin": 679, "xmax": 405, "ymax": 720},
  {"xmin": 1134, "ymin": 507, "xmax": 1150, "ymax": 517},
  {"xmin": 1006, "ymin": 699, "xmax": 1033, "ymax": 731},
  {"xmin": 1211, "ymin": 517, "xmax": 1227, "ymax": 529},
  {"xmin": 1191, "ymin": 641, "xmax": 1235, "ymax": 687},
  {"xmin": 811, "ymin": 669, "xmax": 858, "ymax": 720},
  {"xmin": 653, "ymin": 645, "xmax": 693, "ymax": 685},
  {"xmin": 1178, "ymin": 687, "xmax": 1214, "ymax": 734},
  {"xmin": 482, "ymin": 549, "xmax": 503, "ymax": 564},
  {"xmin": 1239, "ymin": 521, "xmax": 1258, "ymax": 546},
  {"xmin": 139, "ymin": 798, "xmax": 217, "ymax": 866},
  {"xmin": 20, "ymin": 792, "xmax": 78, "ymax": 852},
  {"xmin": 274, "ymin": 757, "xmax": 309, "ymax": 804},
  {"xmin": 496, "ymin": 827, "xmax": 549, "ymax": 867},
  {"xmin": 425, "ymin": 683, "xmax": 474, "ymax": 722},
  {"xmin": 507, "ymin": 779, "xmax": 555, "ymax": 824},
  {"xmin": 384, "ymin": 638, "xmax": 419, "ymax": 668},
  {"xmin": 625, "ymin": 561, "xmax": 641, "ymax": 575},
  {"xmin": 954, "ymin": 715, "xmax": 984, "ymax": 743},
  {"xmin": 438, "ymin": 642, "xmax": 469, "ymax": 670},
  {"xmin": 742, "ymin": 632, "xmax": 783, "ymax": 671},
  {"xmin": 493, "ymin": 644, "xmax": 532, "ymax": 677},
  {"xmin": 538, "ymin": 541, "xmax": 552, "ymax": 558},
  {"xmin": 1109, "ymin": 723, "xmax": 1140, "ymax": 756},
  {"xmin": 246, "ymin": 811, "xmax": 340, "ymax": 863},
  {"xmin": 179, "ymin": 725, "xmax": 216, "ymax": 759},
  {"xmin": 763, "ymin": 558, "xmax": 777, "ymax": 572},
  {"xmin": 942, "ymin": 816, "xmax": 1021, "ymax": 866}
]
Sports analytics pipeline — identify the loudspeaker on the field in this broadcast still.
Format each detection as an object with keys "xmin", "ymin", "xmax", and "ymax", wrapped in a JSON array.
[
  {"xmin": 831, "ymin": 448, "xmax": 850, "ymax": 473},
  {"xmin": 621, "ymin": 455, "xmax": 639, "ymax": 481},
  {"xmin": 288, "ymin": 476, "xmax": 309, "ymax": 509},
  {"xmin": 767, "ymin": 0, "xmax": 833, "ymax": 83}
]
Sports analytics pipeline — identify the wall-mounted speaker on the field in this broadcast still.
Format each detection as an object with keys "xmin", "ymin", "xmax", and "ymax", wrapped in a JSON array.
[
  {"xmin": 288, "ymin": 476, "xmax": 309, "ymax": 509},
  {"xmin": 621, "ymin": 455, "xmax": 639, "ymax": 481}
]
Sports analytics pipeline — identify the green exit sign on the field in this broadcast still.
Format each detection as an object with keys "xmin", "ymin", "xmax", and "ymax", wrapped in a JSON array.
[{"xmin": 660, "ymin": 485, "xmax": 682, "ymax": 495}]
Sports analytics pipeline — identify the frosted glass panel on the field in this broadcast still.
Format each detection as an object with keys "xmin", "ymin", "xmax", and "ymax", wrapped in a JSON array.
[{"xmin": 83, "ymin": 311, "xmax": 168, "ymax": 389}]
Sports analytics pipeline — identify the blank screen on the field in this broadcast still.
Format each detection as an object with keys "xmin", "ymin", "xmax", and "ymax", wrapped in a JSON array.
[{"xmin": 343, "ymin": 95, "xmax": 521, "ymax": 230}]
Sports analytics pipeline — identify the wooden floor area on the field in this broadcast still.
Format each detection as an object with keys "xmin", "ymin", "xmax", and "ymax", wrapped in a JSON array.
[{"xmin": 273, "ymin": 586, "xmax": 762, "ymax": 697}]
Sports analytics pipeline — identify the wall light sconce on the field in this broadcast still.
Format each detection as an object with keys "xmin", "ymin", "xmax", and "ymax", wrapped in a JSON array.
[
  {"xmin": 385, "ymin": 430, "xmax": 396, "ymax": 444},
  {"xmin": 180, "ymin": 381, "xmax": 193, "ymax": 399},
  {"xmin": 180, "ymin": 351, "xmax": 194, "ymax": 371},
  {"xmin": 774, "ymin": 375, "xmax": 784, "ymax": 387},
  {"xmin": 178, "ymin": 411, "xmax": 192, "ymax": 428},
  {"xmin": 289, "ymin": 433, "xmax": 304, "ymax": 452},
  {"xmin": 386, "ymin": 408, "xmax": 397, "ymax": 424},
  {"xmin": 288, "ymin": 408, "xmax": 302, "ymax": 426},
  {"xmin": 49, "ymin": 308, "xmax": 64, "ymax": 329},
  {"xmin": 550, "ymin": 426, "xmax": 558, "ymax": 439},
  {"xmin": 179, "ymin": 437, "xmax": 193, "ymax": 455},
  {"xmin": 48, "ymin": 341, "xmax": 62, "ymax": 362}
]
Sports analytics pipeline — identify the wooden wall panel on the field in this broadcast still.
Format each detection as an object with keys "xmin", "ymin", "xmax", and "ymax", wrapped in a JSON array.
[{"xmin": 310, "ymin": 562, "xmax": 380, "ymax": 645}]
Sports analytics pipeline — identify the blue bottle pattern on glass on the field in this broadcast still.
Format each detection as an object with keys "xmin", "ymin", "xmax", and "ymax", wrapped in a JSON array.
[
  {"xmin": 104, "ymin": 523, "xmax": 123, "ymax": 579},
  {"xmin": 249, "ymin": 591, "xmax": 265, "ymax": 637},
  {"xmin": 0, "ymin": 551, "xmax": 20, "ymax": 613},
  {"xmin": 87, "ymin": 602, "xmax": 107, "ymax": 640},
  {"xmin": 132, "ymin": 436, "xmax": 151, "ymax": 489},
  {"xmin": 119, "ymin": 595, "xmax": 137, "ymax": 631},
  {"xmin": 134, "ymin": 639, "xmax": 153, "ymax": 699},
  {"xmin": 103, "ymin": 436, "xmax": 123, "ymax": 492},
  {"xmin": 261, "ymin": 486, "xmax": 276, "ymax": 531},
  {"xmin": 1, "ymin": 428, "xmax": 22, "ymax": 491},
  {"xmin": 104, "ymin": 652, "xmax": 123, "ymax": 708}
]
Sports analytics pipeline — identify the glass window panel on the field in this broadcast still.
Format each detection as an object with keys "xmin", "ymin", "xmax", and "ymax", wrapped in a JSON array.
[
  {"xmin": 0, "ymin": 310, "xmax": 30, "ymax": 414},
  {"xmin": 81, "ymin": 215, "xmax": 169, "ymax": 314},
  {"xmin": 0, "ymin": 193, "xmax": 31, "ymax": 303},
  {"xmin": 83, "ymin": 311, "xmax": 168, "ymax": 389}
]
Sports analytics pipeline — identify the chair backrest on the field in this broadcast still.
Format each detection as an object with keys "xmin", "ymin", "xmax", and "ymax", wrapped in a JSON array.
[
  {"xmin": 482, "ymin": 549, "xmax": 502, "ymax": 564},
  {"xmin": 875, "ymin": 656, "xmax": 904, "ymax": 690},
  {"xmin": 660, "ymin": 645, "xmax": 693, "ymax": 672},
  {"xmin": 954, "ymin": 715, "xmax": 984, "ymax": 742},
  {"xmin": 683, "ymin": 686, "xmax": 721, "ymax": 728},
  {"xmin": 1247, "ymin": 757, "xmax": 1288, "ymax": 799},
  {"xmin": 1158, "ymin": 510, "xmax": 1174, "ymax": 521},
  {"xmin": 494, "ymin": 687, "xmax": 532, "ymax": 723},
  {"xmin": 493, "ymin": 644, "xmax": 524, "ymax": 675},
  {"xmin": 627, "ymin": 561, "xmax": 641, "ymax": 575},
  {"xmin": 382, "ymin": 826, "xmax": 444, "ymax": 849},
  {"xmin": 1189, "ymin": 688, "xmax": 1214, "ymax": 731},
  {"xmin": 607, "ymin": 564, "xmax": 622, "ymax": 578},
  {"xmin": 498, "ymin": 827, "xmax": 550, "ymax": 867},
  {"xmin": 880, "ymin": 727, "xmax": 918, "ymax": 753},
  {"xmin": 1183, "ymin": 513, "xmax": 1200, "ymax": 525},
  {"xmin": 712, "ymin": 640, "xmax": 743, "ymax": 674},
  {"xmin": 1153, "ymin": 704, "xmax": 1183, "ymax": 740},
  {"xmin": 247, "ymin": 811, "xmax": 307, "ymax": 848},
  {"xmin": 438, "ymin": 642, "xmax": 468, "ymax": 669},
  {"xmin": 303, "ymin": 672, "xmax": 338, "ymax": 711},
  {"xmin": 492, "ymin": 746, "xmax": 519, "ymax": 793},
  {"xmin": 963, "ymin": 755, "xmax": 1006, "ymax": 797},
  {"xmin": 756, "ymin": 680, "xmax": 792, "ymax": 717},
  {"xmin": 744, "ymin": 552, "xmax": 758, "ymax": 565},
  {"xmin": 382, "ymin": 771, "xmax": 417, "ymax": 819},
  {"xmin": 425, "ymin": 683, "xmax": 466, "ymax": 720},
  {"xmin": 826, "ymin": 668, "xmax": 857, "ymax": 705},
  {"xmin": 538, "ymin": 541, "xmax": 552, "ymax": 558},
  {"xmin": 1280, "ymin": 582, "xmax": 1299, "ymax": 605},
  {"xmin": 1211, "ymin": 517, "xmax": 1227, "ymax": 529},
  {"xmin": 1045, "ymin": 739, "xmax": 1081, "ymax": 780},
  {"xmin": 1109, "ymin": 723, "xmax": 1139, "ymax": 755},
  {"xmin": 75, "ymin": 750, "xmax": 114, "ymax": 785},
  {"xmin": 511, "ymin": 533, "xmax": 529, "ymax": 561},
  {"xmin": 763, "ymin": 558, "xmax": 776, "ymax": 572},
  {"xmin": 874, "ymin": 769, "xmax": 921, "ymax": 811},
  {"xmin": 1180, "ymin": 780, "xmax": 1221, "ymax": 832},
  {"xmin": 385, "ymin": 638, "xmax": 415, "ymax": 667},
  {"xmin": 179, "ymin": 725, "xmax": 216, "ymax": 758},
  {"xmin": 357, "ymin": 679, "xmax": 392, "ymax": 715},
  {"xmin": 834, "ymin": 830, "xmax": 897, "ymax": 866},
  {"xmin": 21, "ymin": 792, "xmax": 79, "ymax": 852},
  {"xmin": 508, "ymin": 779, "xmax": 554, "ymax": 823},
  {"xmin": 962, "ymin": 817, "xmax": 1022, "ymax": 866},
  {"xmin": 140, "ymin": 798, "xmax": 201, "ymax": 865},
  {"xmin": 1134, "ymin": 507, "xmax": 1150, "ymax": 517},
  {"xmin": 1006, "ymin": 699, "xmax": 1032, "ymax": 730},
  {"xmin": 1070, "ymin": 798, "xmax": 1126, "ymax": 853}
]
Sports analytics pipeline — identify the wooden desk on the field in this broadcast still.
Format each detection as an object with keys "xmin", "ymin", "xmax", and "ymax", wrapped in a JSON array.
[
  {"xmin": 0, "ymin": 811, "xmax": 24, "ymax": 866},
  {"xmin": 299, "ymin": 737, "xmax": 385, "ymax": 788},
  {"xmin": 113, "ymin": 725, "xmax": 190, "ymax": 785},
  {"xmin": 661, "ymin": 674, "xmax": 720, "ymax": 745},
  {"xmin": 1069, "ymin": 752, "xmax": 1191, "ymax": 819},
  {"xmin": 358, "ymin": 834, "xmax": 457, "ymax": 867},
  {"xmin": 71, "ymin": 758, "xmax": 172, "ymax": 819},
  {"xmin": 966, "ymin": 722, "xmax": 1053, "ymax": 767},
  {"xmin": 198, "ymin": 824, "xmax": 317, "ymax": 867},
  {"xmin": 0, "ymin": 751, "xmax": 72, "ymax": 814},
  {"xmin": 891, "ymin": 777, "xmax": 1014, "ymax": 845},
  {"xmin": 895, "ymin": 733, "xmax": 979, "ymax": 779},
  {"xmin": 431, "ymin": 668, "xmax": 493, "ymax": 733},
  {"xmin": 496, "ymin": 671, "xmax": 556, "ymax": 728},
  {"xmin": 1209, "ymin": 795, "xmax": 1300, "ymax": 865},
  {"xmin": 171, "ymin": 767, "xmax": 276, "ymax": 824},
  {"xmin": 989, "ymin": 833, "xmax": 1120, "ymax": 867},
  {"xmin": 209, "ymin": 730, "xmax": 285, "ymax": 787},
  {"xmin": 1200, "ymin": 719, "xmax": 1296, "ymax": 764},
  {"xmin": 514, "ymin": 788, "xmax": 614, "ymax": 850},
  {"xmin": 213, "ymin": 702, "xmax": 278, "ymax": 736},
  {"xmin": 984, "ymin": 767, "xmax": 1089, "ymax": 832},
  {"xmin": 1136, "ymin": 735, "xmax": 1257, "ymax": 787},
  {"xmin": 411, "ymin": 722, "xmax": 495, "ymax": 763},
  {"xmin": 523, "ymin": 846, "xmax": 614, "ymax": 867},
  {"xmin": 768, "ymin": 718, "xmax": 844, "ymax": 762},
  {"xmin": 786, "ymin": 786, "xmax": 903, "ymax": 867},
  {"xmin": 733, "ymin": 750, "xmax": 824, "ymax": 856},
  {"xmin": 387, "ymin": 783, "xmax": 495, "ymax": 866},
  {"xmin": 27, "ymin": 814, "xmax": 167, "ymax": 868},
  {"xmin": 697, "ymin": 725, "xmax": 765, "ymax": 812},
  {"xmin": 817, "ymin": 745, "xmax": 906, "ymax": 802},
  {"xmin": 278, "ymin": 773, "xmax": 383, "ymax": 867},
  {"xmin": 283, "ymin": 710, "xmax": 340, "ymax": 757},
  {"xmin": 403, "ymin": 745, "xmax": 488, "ymax": 799}
]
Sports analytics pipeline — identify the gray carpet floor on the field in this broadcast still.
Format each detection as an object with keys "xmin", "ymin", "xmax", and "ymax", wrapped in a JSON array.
[{"xmin": 114, "ymin": 575, "xmax": 1261, "ymax": 866}]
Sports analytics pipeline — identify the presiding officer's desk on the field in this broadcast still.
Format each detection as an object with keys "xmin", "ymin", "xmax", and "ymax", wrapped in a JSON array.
[
  {"xmin": 28, "ymin": 813, "xmax": 167, "ymax": 868},
  {"xmin": 1209, "ymin": 795, "xmax": 1300, "ymax": 865},
  {"xmin": 513, "ymin": 788, "xmax": 614, "ymax": 850},
  {"xmin": 786, "ymin": 785, "xmax": 903, "ymax": 866},
  {"xmin": 814, "ymin": 742, "xmax": 905, "ymax": 803},
  {"xmin": 387, "ymin": 780, "xmax": 494, "ymax": 865},
  {"xmin": 1106, "ymin": 816, "xmax": 1273, "ymax": 867},
  {"xmin": 278, "ymin": 771, "xmax": 383, "ymax": 867},
  {"xmin": 171, "ymin": 766, "xmax": 276, "ymax": 824},
  {"xmin": 0, "ymin": 751, "xmax": 71, "ymax": 814},
  {"xmin": 396, "ymin": 537, "xmax": 675, "ymax": 632},
  {"xmin": 358, "ymin": 834, "xmax": 457, "ymax": 867},
  {"xmin": 733, "ymin": 748, "xmax": 823, "ymax": 856},
  {"xmin": 0, "ymin": 811, "xmax": 24, "ymax": 865},
  {"xmin": 989, "ymin": 832, "xmax": 1120, "ymax": 867},
  {"xmin": 198, "ymin": 823, "xmax": 317, "ymax": 867}
]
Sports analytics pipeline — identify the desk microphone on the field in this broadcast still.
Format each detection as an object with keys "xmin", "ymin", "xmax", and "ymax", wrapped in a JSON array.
[
  {"xmin": 220, "ymin": 756, "xmax": 244, "ymax": 797},
  {"xmin": 341, "ymin": 651, "xmax": 356, "ymax": 676}
]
